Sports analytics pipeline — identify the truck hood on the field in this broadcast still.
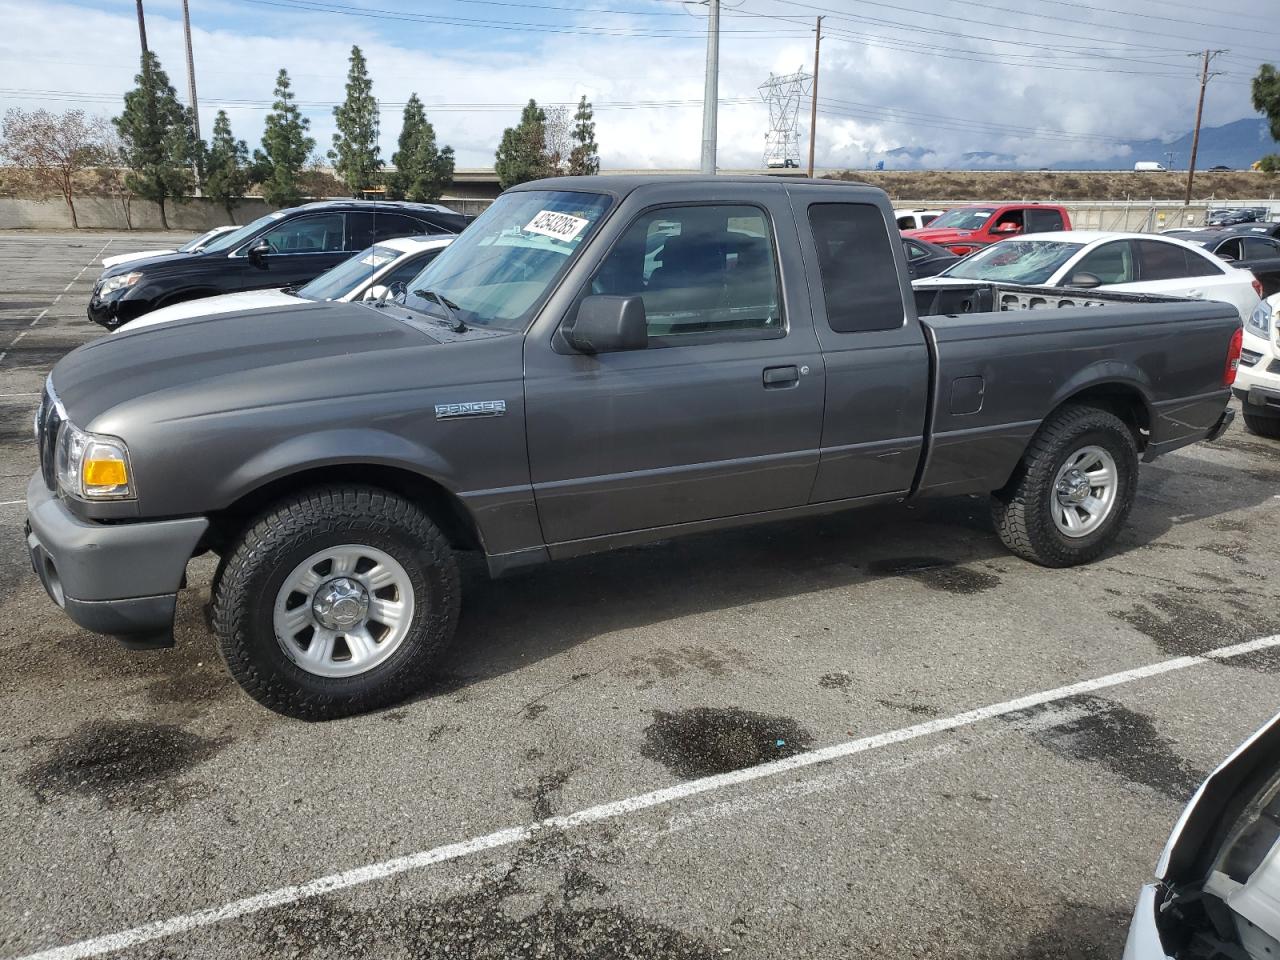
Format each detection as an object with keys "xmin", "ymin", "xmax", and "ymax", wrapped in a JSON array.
[
  {"xmin": 50, "ymin": 301, "xmax": 483, "ymax": 428},
  {"xmin": 118, "ymin": 288, "xmax": 300, "ymax": 333},
  {"xmin": 903, "ymin": 227, "xmax": 979, "ymax": 245}
]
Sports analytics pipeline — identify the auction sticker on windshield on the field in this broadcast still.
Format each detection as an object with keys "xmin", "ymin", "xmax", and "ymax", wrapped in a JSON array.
[{"xmin": 524, "ymin": 210, "xmax": 589, "ymax": 243}]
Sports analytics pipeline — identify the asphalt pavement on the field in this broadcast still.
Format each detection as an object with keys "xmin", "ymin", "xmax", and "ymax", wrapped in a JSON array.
[{"xmin": 1, "ymin": 229, "xmax": 1278, "ymax": 960}]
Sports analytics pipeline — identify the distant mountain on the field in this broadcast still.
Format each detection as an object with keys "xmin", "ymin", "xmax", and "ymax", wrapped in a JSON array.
[
  {"xmin": 870, "ymin": 118, "xmax": 1276, "ymax": 171},
  {"xmin": 1048, "ymin": 118, "xmax": 1275, "ymax": 171}
]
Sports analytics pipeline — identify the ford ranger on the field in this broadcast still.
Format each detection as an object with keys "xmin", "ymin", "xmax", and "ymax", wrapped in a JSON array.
[{"xmin": 26, "ymin": 176, "xmax": 1241, "ymax": 719}]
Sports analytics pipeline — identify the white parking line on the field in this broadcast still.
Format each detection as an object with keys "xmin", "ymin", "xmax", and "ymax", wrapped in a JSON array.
[
  {"xmin": 2, "ymin": 240, "xmax": 112, "ymax": 366},
  {"xmin": 0, "ymin": 499, "xmax": 24, "ymax": 506},
  {"xmin": 11, "ymin": 632, "xmax": 1280, "ymax": 960}
]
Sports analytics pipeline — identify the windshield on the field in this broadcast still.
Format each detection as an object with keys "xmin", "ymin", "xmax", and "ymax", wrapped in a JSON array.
[
  {"xmin": 178, "ymin": 228, "xmax": 220, "ymax": 253},
  {"xmin": 928, "ymin": 208, "xmax": 996, "ymax": 231},
  {"xmin": 399, "ymin": 190, "xmax": 613, "ymax": 332},
  {"xmin": 941, "ymin": 239, "xmax": 1085, "ymax": 284},
  {"xmin": 200, "ymin": 211, "xmax": 288, "ymax": 254},
  {"xmin": 296, "ymin": 244, "xmax": 402, "ymax": 301}
]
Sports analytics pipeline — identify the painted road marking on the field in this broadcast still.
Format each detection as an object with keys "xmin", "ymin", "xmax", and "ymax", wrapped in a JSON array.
[
  {"xmin": 10, "ymin": 632, "xmax": 1280, "ymax": 960},
  {"xmin": 2, "ymin": 239, "xmax": 112, "ymax": 367}
]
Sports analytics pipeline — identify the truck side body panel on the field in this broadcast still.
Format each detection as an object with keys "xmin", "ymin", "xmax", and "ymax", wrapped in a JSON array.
[{"xmin": 917, "ymin": 299, "xmax": 1239, "ymax": 496}]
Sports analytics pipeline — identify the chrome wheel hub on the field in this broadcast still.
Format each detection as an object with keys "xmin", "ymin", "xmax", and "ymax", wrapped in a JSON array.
[
  {"xmin": 311, "ymin": 577, "xmax": 370, "ymax": 630},
  {"xmin": 272, "ymin": 544, "xmax": 415, "ymax": 679},
  {"xmin": 1051, "ymin": 445, "xmax": 1119, "ymax": 539}
]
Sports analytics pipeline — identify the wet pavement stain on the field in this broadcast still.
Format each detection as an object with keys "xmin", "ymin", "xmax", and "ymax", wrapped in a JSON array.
[
  {"xmin": 522, "ymin": 703, "xmax": 549, "ymax": 721},
  {"xmin": 819, "ymin": 671, "xmax": 853, "ymax": 690},
  {"xmin": 640, "ymin": 707, "xmax": 814, "ymax": 779},
  {"xmin": 1004, "ymin": 695, "xmax": 1202, "ymax": 801},
  {"xmin": 1209, "ymin": 517, "xmax": 1250, "ymax": 534},
  {"xmin": 865, "ymin": 557, "xmax": 1000, "ymax": 595},
  {"xmin": 1227, "ymin": 646, "xmax": 1280, "ymax": 673},
  {"xmin": 1111, "ymin": 591, "xmax": 1278, "ymax": 658},
  {"xmin": 876, "ymin": 697, "xmax": 939, "ymax": 716},
  {"xmin": 1198, "ymin": 541, "xmax": 1249, "ymax": 563},
  {"xmin": 622, "ymin": 646, "xmax": 746, "ymax": 689},
  {"xmin": 21, "ymin": 721, "xmax": 228, "ymax": 810},
  {"xmin": 514, "ymin": 766, "xmax": 574, "ymax": 819},
  {"xmin": 245, "ymin": 829, "xmax": 717, "ymax": 960}
]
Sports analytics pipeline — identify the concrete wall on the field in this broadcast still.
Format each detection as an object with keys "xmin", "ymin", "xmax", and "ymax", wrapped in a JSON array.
[
  {"xmin": 0, "ymin": 196, "xmax": 273, "ymax": 231},
  {"xmin": 0, "ymin": 195, "xmax": 493, "ymax": 229}
]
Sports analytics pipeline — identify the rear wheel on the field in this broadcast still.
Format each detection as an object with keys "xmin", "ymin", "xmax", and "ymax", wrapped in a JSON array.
[
  {"xmin": 1242, "ymin": 410, "xmax": 1280, "ymax": 439},
  {"xmin": 991, "ymin": 405, "xmax": 1139, "ymax": 567},
  {"xmin": 212, "ymin": 486, "xmax": 460, "ymax": 720}
]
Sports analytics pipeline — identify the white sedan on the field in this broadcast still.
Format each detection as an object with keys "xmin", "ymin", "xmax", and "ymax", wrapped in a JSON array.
[
  {"xmin": 101, "ymin": 225, "xmax": 239, "ymax": 269},
  {"xmin": 117, "ymin": 235, "xmax": 454, "ymax": 334},
  {"xmin": 916, "ymin": 230, "xmax": 1262, "ymax": 323}
]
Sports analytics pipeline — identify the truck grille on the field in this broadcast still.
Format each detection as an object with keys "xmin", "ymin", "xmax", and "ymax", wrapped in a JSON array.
[{"xmin": 35, "ymin": 382, "xmax": 63, "ymax": 491}]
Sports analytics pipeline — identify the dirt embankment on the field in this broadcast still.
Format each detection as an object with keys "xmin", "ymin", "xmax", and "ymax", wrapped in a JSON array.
[{"xmin": 826, "ymin": 169, "xmax": 1277, "ymax": 202}]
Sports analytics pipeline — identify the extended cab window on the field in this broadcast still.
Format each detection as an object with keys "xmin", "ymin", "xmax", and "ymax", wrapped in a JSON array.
[
  {"xmin": 1025, "ymin": 209, "xmax": 1064, "ymax": 233},
  {"xmin": 807, "ymin": 203, "xmax": 903, "ymax": 333},
  {"xmin": 591, "ymin": 204, "xmax": 782, "ymax": 343},
  {"xmin": 257, "ymin": 213, "xmax": 345, "ymax": 254}
]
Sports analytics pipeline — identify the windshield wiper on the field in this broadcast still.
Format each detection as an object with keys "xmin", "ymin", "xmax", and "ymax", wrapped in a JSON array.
[{"xmin": 411, "ymin": 288, "xmax": 466, "ymax": 332}]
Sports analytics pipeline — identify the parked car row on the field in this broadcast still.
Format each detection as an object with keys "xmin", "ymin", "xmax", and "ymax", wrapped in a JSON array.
[{"xmin": 89, "ymin": 200, "xmax": 470, "ymax": 330}]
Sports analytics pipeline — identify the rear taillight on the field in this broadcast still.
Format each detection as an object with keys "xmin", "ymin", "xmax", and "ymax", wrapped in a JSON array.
[
  {"xmin": 1225, "ymin": 326, "xmax": 1243, "ymax": 386},
  {"xmin": 1252, "ymin": 278, "xmax": 1264, "ymax": 299}
]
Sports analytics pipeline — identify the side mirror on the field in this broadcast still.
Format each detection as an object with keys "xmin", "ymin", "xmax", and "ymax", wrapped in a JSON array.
[
  {"xmin": 247, "ymin": 241, "xmax": 270, "ymax": 266},
  {"xmin": 993, "ymin": 222, "xmax": 1021, "ymax": 234},
  {"xmin": 564, "ymin": 295, "xmax": 648, "ymax": 354},
  {"xmin": 363, "ymin": 284, "xmax": 389, "ymax": 302},
  {"xmin": 1066, "ymin": 271, "xmax": 1103, "ymax": 289}
]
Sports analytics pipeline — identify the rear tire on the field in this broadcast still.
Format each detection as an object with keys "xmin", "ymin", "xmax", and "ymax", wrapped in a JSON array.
[
  {"xmin": 212, "ymin": 486, "xmax": 460, "ymax": 720},
  {"xmin": 991, "ymin": 405, "xmax": 1139, "ymax": 568},
  {"xmin": 1242, "ymin": 410, "xmax": 1280, "ymax": 439}
]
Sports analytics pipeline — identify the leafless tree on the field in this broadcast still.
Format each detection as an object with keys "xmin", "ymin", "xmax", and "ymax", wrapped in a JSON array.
[
  {"xmin": 543, "ymin": 105, "xmax": 572, "ymax": 174},
  {"xmin": 1, "ymin": 108, "xmax": 114, "ymax": 228}
]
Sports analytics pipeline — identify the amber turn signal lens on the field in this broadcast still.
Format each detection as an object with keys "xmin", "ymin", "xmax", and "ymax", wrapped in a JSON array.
[{"xmin": 84, "ymin": 459, "xmax": 128, "ymax": 487}]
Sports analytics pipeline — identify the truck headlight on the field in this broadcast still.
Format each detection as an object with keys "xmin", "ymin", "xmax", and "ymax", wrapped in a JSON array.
[
  {"xmin": 55, "ymin": 420, "xmax": 135, "ymax": 500},
  {"xmin": 98, "ymin": 271, "xmax": 142, "ymax": 296},
  {"xmin": 1246, "ymin": 299, "xmax": 1273, "ymax": 338}
]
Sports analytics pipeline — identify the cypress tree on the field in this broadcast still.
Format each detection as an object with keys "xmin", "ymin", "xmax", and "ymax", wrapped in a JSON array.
[
  {"xmin": 330, "ymin": 45, "xmax": 381, "ymax": 196},
  {"xmin": 387, "ymin": 94, "xmax": 454, "ymax": 202},
  {"xmin": 254, "ymin": 69, "xmax": 314, "ymax": 208},
  {"xmin": 568, "ymin": 96, "xmax": 600, "ymax": 176},
  {"xmin": 495, "ymin": 99, "xmax": 549, "ymax": 189},
  {"xmin": 113, "ymin": 51, "xmax": 197, "ymax": 229},
  {"xmin": 204, "ymin": 110, "xmax": 250, "ymax": 221}
]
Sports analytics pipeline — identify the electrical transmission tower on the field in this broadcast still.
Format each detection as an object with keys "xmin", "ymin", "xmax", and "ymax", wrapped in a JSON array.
[{"xmin": 758, "ymin": 69, "xmax": 811, "ymax": 168}]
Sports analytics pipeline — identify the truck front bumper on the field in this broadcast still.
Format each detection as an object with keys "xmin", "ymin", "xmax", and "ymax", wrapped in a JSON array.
[
  {"xmin": 24, "ymin": 473, "xmax": 208, "ymax": 648},
  {"xmin": 1234, "ymin": 384, "xmax": 1280, "ymax": 418}
]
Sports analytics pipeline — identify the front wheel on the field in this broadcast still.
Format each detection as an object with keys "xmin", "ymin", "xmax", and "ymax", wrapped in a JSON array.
[
  {"xmin": 212, "ymin": 486, "xmax": 461, "ymax": 720},
  {"xmin": 991, "ymin": 406, "xmax": 1139, "ymax": 567}
]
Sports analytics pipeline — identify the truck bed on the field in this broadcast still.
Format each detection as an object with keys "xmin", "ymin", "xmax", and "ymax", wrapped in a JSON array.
[{"xmin": 910, "ymin": 282, "xmax": 1241, "ymax": 498}]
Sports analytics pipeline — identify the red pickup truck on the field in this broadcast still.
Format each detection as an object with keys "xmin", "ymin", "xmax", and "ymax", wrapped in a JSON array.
[{"xmin": 903, "ymin": 203, "xmax": 1072, "ymax": 256}]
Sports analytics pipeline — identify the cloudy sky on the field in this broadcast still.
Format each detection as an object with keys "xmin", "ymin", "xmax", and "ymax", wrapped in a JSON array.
[{"xmin": 0, "ymin": 0, "xmax": 1273, "ymax": 170}]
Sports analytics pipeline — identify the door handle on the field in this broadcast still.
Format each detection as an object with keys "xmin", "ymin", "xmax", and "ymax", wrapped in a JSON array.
[
  {"xmin": 1187, "ymin": 289, "xmax": 1205, "ymax": 298},
  {"xmin": 763, "ymin": 365, "xmax": 799, "ymax": 388}
]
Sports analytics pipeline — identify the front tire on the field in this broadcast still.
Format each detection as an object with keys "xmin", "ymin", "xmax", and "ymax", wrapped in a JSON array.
[
  {"xmin": 212, "ymin": 486, "xmax": 461, "ymax": 720},
  {"xmin": 991, "ymin": 405, "xmax": 1139, "ymax": 568},
  {"xmin": 1242, "ymin": 410, "xmax": 1280, "ymax": 439}
]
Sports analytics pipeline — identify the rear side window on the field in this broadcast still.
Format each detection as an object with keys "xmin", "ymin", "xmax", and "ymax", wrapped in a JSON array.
[
  {"xmin": 896, "ymin": 215, "xmax": 916, "ymax": 230},
  {"xmin": 1136, "ymin": 240, "xmax": 1207, "ymax": 281},
  {"xmin": 807, "ymin": 203, "xmax": 904, "ymax": 333},
  {"xmin": 374, "ymin": 213, "xmax": 432, "ymax": 243},
  {"xmin": 1244, "ymin": 236, "xmax": 1280, "ymax": 258},
  {"xmin": 1025, "ymin": 209, "xmax": 1064, "ymax": 233}
]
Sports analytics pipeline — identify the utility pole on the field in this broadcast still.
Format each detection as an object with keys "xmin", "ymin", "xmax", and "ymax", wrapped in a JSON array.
[
  {"xmin": 181, "ymin": 0, "xmax": 202, "ymax": 189},
  {"xmin": 135, "ymin": 0, "xmax": 149, "ymax": 55},
  {"xmin": 1184, "ymin": 48, "xmax": 1227, "ymax": 206},
  {"xmin": 807, "ymin": 16, "xmax": 823, "ymax": 178},
  {"xmin": 699, "ymin": 0, "xmax": 720, "ymax": 175}
]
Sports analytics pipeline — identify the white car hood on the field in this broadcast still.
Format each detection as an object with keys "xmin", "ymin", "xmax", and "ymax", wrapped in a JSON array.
[
  {"xmin": 117, "ymin": 288, "xmax": 300, "ymax": 333},
  {"xmin": 102, "ymin": 249, "xmax": 176, "ymax": 268}
]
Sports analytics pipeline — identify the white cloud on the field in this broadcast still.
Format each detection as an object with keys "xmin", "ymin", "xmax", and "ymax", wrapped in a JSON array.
[{"xmin": 0, "ymin": 0, "xmax": 1271, "ymax": 170}]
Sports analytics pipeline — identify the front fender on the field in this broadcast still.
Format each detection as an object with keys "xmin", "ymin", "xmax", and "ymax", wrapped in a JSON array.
[{"xmin": 212, "ymin": 427, "xmax": 459, "ymax": 508}]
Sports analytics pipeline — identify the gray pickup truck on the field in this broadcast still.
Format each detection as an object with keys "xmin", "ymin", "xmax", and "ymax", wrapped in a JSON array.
[{"xmin": 26, "ymin": 175, "xmax": 1242, "ymax": 719}]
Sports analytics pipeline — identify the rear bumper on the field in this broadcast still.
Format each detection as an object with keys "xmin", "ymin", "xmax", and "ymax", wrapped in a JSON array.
[
  {"xmin": 24, "ymin": 473, "xmax": 208, "ymax": 648},
  {"xmin": 1143, "ymin": 402, "xmax": 1235, "ymax": 462}
]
